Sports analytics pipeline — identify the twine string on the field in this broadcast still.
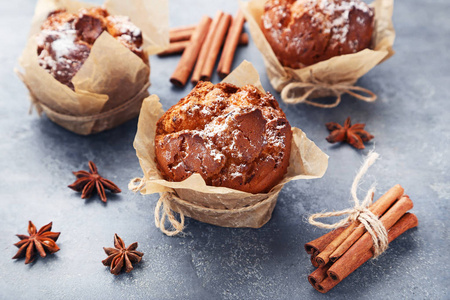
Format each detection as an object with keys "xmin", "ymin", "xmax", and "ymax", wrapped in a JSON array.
[
  {"xmin": 280, "ymin": 70, "xmax": 377, "ymax": 108},
  {"xmin": 129, "ymin": 173, "xmax": 283, "ymax": 237},
  {"xmin": 154, "ymin": 192, "xmax": 185, "ymax": 236},
  {"xmin": 308, "ymin": 151, "xmax": 389, "ymax": 258},
  {"xmin": 128, "ymin": 177, "xmax": 145, "ymax": 192},
  {"xmin": 129, "ymin": 178, "xmax": 185, "ymax": 236}
]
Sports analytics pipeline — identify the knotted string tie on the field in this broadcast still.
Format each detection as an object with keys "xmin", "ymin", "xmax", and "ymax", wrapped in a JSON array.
[
  {"xmin": 308, "ymin": 152, "xmax": 389, "ymax": 258},
  {"xmin": 281, "ymin": 70, "xmax": 377, "ymax": 108}
]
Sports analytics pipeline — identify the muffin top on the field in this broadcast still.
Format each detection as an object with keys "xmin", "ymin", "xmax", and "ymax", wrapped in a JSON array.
[
  {"xmin": 261, "ymin": 0, "xmax": 374, "ymax": 68},
  {"xmin": 155, "ymin": 82, "xmax": 292, "ymax": 194},
  {"xmin": 37, "ymin": 7, "xmax": 145, "ymax": 88}
]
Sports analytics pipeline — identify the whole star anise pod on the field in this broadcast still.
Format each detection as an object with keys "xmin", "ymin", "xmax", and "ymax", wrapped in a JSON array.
[
  {"xmin": 68, "ymin": 161, "xmax": 121, "ymax": 202},
  {"xmin": 102, "ymin": 234, "xmax": 144, "ymax": 275},
  {"xmin": 12, "ymin": 221, "xmax": 61, "ymax": 264},
  {"xmin": 325, "ymin": 117, "xmax": 374, "ymax": 149}
]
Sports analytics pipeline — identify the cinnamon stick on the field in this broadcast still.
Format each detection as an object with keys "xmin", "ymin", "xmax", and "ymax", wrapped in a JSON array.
[
  {"xmin": 239, "ymin": 32, "xmax": 249, "ymax": 46},
  {"xmin": 327, "ymin": 196, "xmax": 413, "ymax": 282},
  {"xmin": 158, "ymin": 41, "xmax": 190, "ymax": 57},
  {"xmin": 170, "ymin": 25, "xmax": 248, "ymax": 44},
  {"xmin": 306, "ymin": 227, "xmax": 346, "ymax": 268},
  {"xmin": 199, "ymin": 14, "xmax": 232, "ymax": 82},
  {"xmin": 191, "ymin": 11, "xmax": 224, "ymax": 85},
  {"xmin": 163, "ymin": 33, "xmax": 249, "ymax": 57},
  {"xmin": 170, "ymin": 27, "xmax": 196, "ymax": 43},
  {"xmin": 315, "ymin": 184, "xmax": 404, "ymax": 266},
  {"xmin": 315, "ymin": 224, "xmax": 357, "ymax": 267},
  {"xmin": 310, "ymin": 251, "xmax": 320, "ymax": 268},
  {"xmin": 217, "ymin": 10, "xmax": 245, "ymax": 79},
  {"xmin": 170, "ymin": 24, "xmax": 197, "ymax": 34},
  {"xmin": 170, "ymin": 16, "xmax": 212, "ymax": 87},
  {"xmin": 314, "ymin": 213, "xmax": 418, "ymax": 293},
  {"xmin": 308, "ymin": 263, "xmax": 331, "ymax": 287},
  {"xmin": 304, "ymin": 227, "xmax": 346, "ymax": 255}
]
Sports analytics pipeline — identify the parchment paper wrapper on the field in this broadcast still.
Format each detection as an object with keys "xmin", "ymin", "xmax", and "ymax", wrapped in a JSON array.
[
  {"xmin": 17, "ymin": 0, "xmax": 169, "ymax": 135},
  {"xmin": 129, "ymin": 61, "xmax": 328, "ymax": 235},
  {"xmin": 240, "ymin": 0, "xmax": 395, "ymax": 107}
]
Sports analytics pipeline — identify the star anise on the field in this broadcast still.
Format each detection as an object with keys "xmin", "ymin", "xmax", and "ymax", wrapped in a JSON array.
[
  {"xmin": 102, "ymin": 234, "xmax": 144, "ymax": 275},
  {"xmin": 12, "ymin": 221, "xmax": 60, "ymax": 264},
  {"xmin": 68, "ymin": 161, "xmax": 121, "ymax": 202},
  {"xmin": 325, "ymin": 117, "xmax": 374, "ymax": 149}
]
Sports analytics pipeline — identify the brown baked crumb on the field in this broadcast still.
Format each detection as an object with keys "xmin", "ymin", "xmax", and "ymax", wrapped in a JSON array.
[{"xmin": 155, "ymin": 82, "xmax": 292, "ymax": 194}]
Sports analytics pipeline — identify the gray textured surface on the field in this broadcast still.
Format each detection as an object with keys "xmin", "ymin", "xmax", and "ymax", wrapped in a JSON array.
[{"xmin": 0, "ymin": 0, "xmax": 449, "ymax": 299}]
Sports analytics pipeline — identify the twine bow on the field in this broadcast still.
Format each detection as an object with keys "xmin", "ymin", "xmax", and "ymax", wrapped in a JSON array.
[
  {"xmin": 280, "ymin": 70, "xmax": 377, "ymax": 108},
  {"xmin": 129, "ymin": 178, "xmax": 185, "ymax": 236},
  {"xmin": 308, "ymin": 151, "xmax": 389, "ymax": 258}
]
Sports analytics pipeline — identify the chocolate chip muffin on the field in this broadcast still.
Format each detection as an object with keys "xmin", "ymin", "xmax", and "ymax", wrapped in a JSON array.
[
  {"xmin": 261, "ymin": 0, "xmax": 374, "ymax": 68},
  {"xmin": 37, "ymin": 7, "xmax": 146, "ymax": 89},
  {"xmin": 155, "ymin": 82, "xmax": 292, "ymax": 194}
]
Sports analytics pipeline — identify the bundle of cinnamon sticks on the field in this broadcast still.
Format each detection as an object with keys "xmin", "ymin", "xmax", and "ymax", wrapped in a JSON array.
[
  {"xmin": 165, "ymin": 10, "xmax": 247, "ymax": 87},
  {"xmin": 304, "ymin": 184, "xmax": 418, "ymax": 293}
]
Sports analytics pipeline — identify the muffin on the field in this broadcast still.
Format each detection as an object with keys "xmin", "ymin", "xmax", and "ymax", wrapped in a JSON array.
[
  {"xmin": 154, "ymin": 82, "xmax": 292, "ymax": 194},
  {"xmin": 261, "ymin": 0, "xmax": 374, "ymax": 68},
  {"xmin": 36, "ymin": 7, "xmax": 146, "ymax": 89}
]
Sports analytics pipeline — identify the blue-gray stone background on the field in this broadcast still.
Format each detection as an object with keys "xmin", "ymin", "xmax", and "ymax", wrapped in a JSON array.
[{"xmin": 0, "ymin": 0, "xmax": 448, "ymax": 299}]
